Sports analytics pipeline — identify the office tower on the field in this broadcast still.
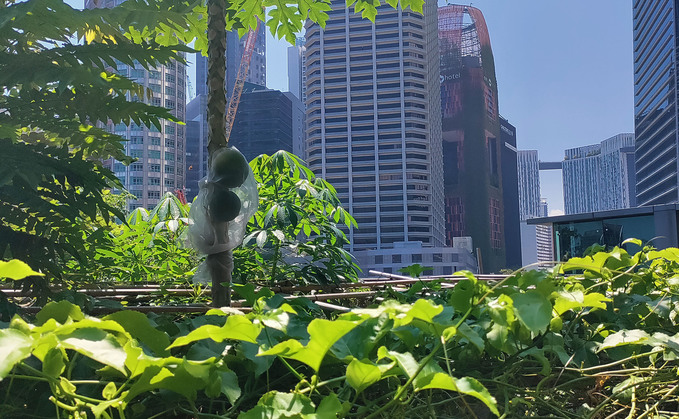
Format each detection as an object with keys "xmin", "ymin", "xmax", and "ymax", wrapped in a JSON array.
[
  {"xmin": 185, "ymin": 95, "xmax": 208, "ymax": 201},
  {"xmin": 500, "ymin": 116, "xmax": 522, "ymax": 269},
  {"xmin": 439, "ymin": 5, "xmax": 505, "ymax": 272},
  {"xmin": 305, "ymin": 0, "xmax": 452, "ymax": 270},
  {"xmin": 563, "ymin": 133, "xmax": 636, "ymax": 214},
  {"xmin": 186, "ymin": 29, "xmax": 267, "ymax": 199},
  {"xmin": 517, "ymin": 150, "xmax": 541, "ymax": 221},
  {"xmin": 86, "ymin": 0, "xmax": 186, "ymax": 210},
  {"xmin": 536, "ymin": 199, "xmax": 553, "ymax": 263},
  {"xmin": 288, "ymin": 37, "xmax": 306, "ymax": 104},
  {"xmin": 633, "ymin": 0, "xmax": 679, "ymax": 205},
  {"xmin": 229, "ymin": 88, "xmax": 305, "ymax": 161}
]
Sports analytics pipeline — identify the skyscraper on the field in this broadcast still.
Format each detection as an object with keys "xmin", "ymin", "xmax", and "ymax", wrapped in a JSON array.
[
  {"xmin": 562, "ymin": 133, "xmax": 636, "ymax": 214},
  {"xmin": 633, "ymin": 0, "xmax": 679, "ymax": 205},
  {"xmin": 86, "ymin": 0, "xmax": 186, "ymax": 210},
  {"xmin": 229, "ymin": 88, "xmax": 305, "ymax": 161},
  {"xmin": 186, "ymin": 29, "xmax": 267, "ymax": 198},
  {"xmin": 287, "ymin": 37, "xmax": 306, "ymax": 104},
  {"xmin": 517, "ymin": 150, "xmax": 541, "ymax": 221},
  {"xmin": 438, "ymin": 5, "xmax": 505, "ymax": 272},
  {"xmin": 500, "ymin": 116, "xmax": 521, "ymax": 269},
  {"xmin": 304, "ymin": 0, "xmax": 447, "ymax": 264}
]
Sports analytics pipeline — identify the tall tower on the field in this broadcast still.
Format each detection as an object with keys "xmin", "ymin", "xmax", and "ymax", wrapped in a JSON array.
[
  {"xmin": 304, "ymin": 0, "xmax": 446, "ymax": 253},
  {"xmin": 287, "ymin": 37, "xmax": 306, "ymax": 104},
  {"xmin": 86, "ymin": 0, "xmax": 186, "ymax": 210},
  {"xmin": 633, "ymin": 0, "xmax": 679, "ymax": 205},
  {"xmin": 438, "ymin": 5, "xmax": 505, "ymax": 272}
]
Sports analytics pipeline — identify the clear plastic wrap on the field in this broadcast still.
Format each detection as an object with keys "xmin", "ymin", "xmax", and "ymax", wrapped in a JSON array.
[{"xmin": 188, "ymin": 147, "xmax": 258, "ymax": 256}]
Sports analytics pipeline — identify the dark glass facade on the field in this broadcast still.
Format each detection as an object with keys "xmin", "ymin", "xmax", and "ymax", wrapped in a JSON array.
[
  {"xmin": 500, "ymin": 116, "xmax": 522, "ymax": 269},
  {"xmin": 439, "ymin": 5, "xmax": 506, "ymax": 272},
  {"xmin": 633, "ymin": 0, "xmax": 679, "ymax": 205}
]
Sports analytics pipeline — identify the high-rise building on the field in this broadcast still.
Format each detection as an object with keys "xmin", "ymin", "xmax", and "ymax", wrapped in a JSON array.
[
  {"xmin": 439, "ymin": 5, "xmax": 505, "ymax": 272},
  {"xmin": 287, "ymin": 37, "xmax": 306, "ymax": 104},
  {"xmin": 500, "ymin": 117, "xmax": 521, "ymax": 269},
  {"xmin": 304, "ymin": 0, "xmax": 452, "ymax": 271},
  {"xmin": 562, "ymin": 133, "xmax": 635, "ymax": 214},
  {"xmin": 229, "ymin": 88, "xmax": 305, "ymax": 161},
  {"xmin": 633, "ymin": 0, "xmax": 679, "ymax": 205},
  {"xmin": 86, "ymin": 0, "xmax": 186, "ymax": 210},
  {"xmin": 517, "ymin": 150, "xmax": 541, "ymax": 221},
  {"xmin": 186, "ymin": 29, "xmax": 267, "ymax": 198}
]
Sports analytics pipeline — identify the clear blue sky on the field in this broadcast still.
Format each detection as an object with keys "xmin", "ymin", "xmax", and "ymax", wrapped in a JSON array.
[{"xmin": 70, "ymin": 0, "xmax": 635, "ymax": 213}]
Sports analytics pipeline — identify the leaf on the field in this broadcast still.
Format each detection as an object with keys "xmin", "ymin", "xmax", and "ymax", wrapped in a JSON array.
[
  {"xmin": 346, "ymin": 358, "xmax": 382, "ymax": 394},
  {"xmin": 168, "ymin": 315, "xmax": 260, "ymax": 348},
  {"xmin": 35, "ymin": 300, "xmax": 84, "ymax": 325},
  {"xmin": 59, "ymin": 328, "xmax": 127, "ymax": 373},
  {"xmin": 0, "ymin": 259, "xmax": 43, "ymax": 280},
  {"xmin": 219, "ymin": 370, "xmax": 241, "ymax": 404},
  {"xmin": 416, "ymin": 374, "xmax": 498, "ymax": 415},
  {"xmin": 0, "ymin": 329, "xmax": 33, "ymax": 379},
  {"xmin": 599, "ymin": 329, "xmax": 651, "ymax": 351},
  {"xmin": 456, "ymin": 323, "xmax": 485, "ymax": 351},
  {"xmin": 260, "ymin": 318, "xmax": 363, "ymax": 372},
  {"xmin": 104, "ymin": 310, "xmax": 170, "ymax": 355},
  {"xmin": 42, "ymin": 347, "xmax": 65, "ymax": 378},
  {"xmin": 102, "ymin": 382, "xmax": 117, "ymax": 400},
  {"xmin": 239, "ymin": 391, "xmax": 315, "ymax": 419},
  {"xmin": 511, "ymin": 291, "xmax": 552, "ymax": 333}
]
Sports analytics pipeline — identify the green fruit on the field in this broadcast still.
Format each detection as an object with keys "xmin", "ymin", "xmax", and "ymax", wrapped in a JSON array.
[
  {"xmin": 211, "ymin": 148, "xmax": 249, "ymax": 188},
  {"xmin": 209, "ymin": 189, "xmax": 241, "ymax": 222}
]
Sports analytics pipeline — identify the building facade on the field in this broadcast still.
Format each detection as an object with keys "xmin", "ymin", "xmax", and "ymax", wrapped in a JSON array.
[
  {"xmin": 304, "ymin": 0, "xmax": 446, "ymax": 255},
  {"xmin": 633, "ymin": 0, "xmax": 679, "ymax": 205},
  {"xmin": 86, "ymin": 0, "xmax": 186, "ymax": 210},
  {"xmin": 517, "ymin": 150, "xmax": 541, "ymax": 221},
  {"xmin": 500, "ymin": 116, "xmax": 522, "ymax": 269},
  {"xmin": 562, "ymin": 133, "xmax": 635, "ymax": 214},
  {"xmin": 229, "ymin": 89, "xmax": 305, "ymax": 161},
  {"xmin": 439, "ymin": 5, "xmax": 505, "ymax": 272},
  {"xmin": 287, "ymin": 37, "xmax": 306, "ymax": 104}
]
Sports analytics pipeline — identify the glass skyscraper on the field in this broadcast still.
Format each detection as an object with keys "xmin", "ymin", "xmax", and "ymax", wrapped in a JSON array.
[{"xmin": 633, "ymin": 0, "xmax": 679, "ymax": 205}]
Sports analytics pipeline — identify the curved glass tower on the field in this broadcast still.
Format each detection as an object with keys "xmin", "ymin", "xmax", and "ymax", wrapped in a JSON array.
[{"xmin": 438, "ymin": 5, "xmax": 505, "ymax": 272}]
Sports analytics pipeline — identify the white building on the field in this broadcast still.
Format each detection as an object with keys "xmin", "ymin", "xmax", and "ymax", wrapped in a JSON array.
[
  {"xmin": 305, "ymin": 0, "xmax": 465, "ymax": 273},
  {"xmin": 563, "ymin": 133, "xmax": 635, "ymax": 214},
  {"xmin": 517, "ymin": 150, "xmax": 541, "ymax": 221},
  {"xmin": 86, "ymin": 0, "xmax": 187, "ymax": 211},
  {"xmin": 287, "ymin": 37, "xmax": 306, "ymax": 104}
]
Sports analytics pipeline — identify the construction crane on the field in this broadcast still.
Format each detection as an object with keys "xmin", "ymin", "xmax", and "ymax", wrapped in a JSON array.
[{"xmin": 224, "ymin": 21, "xmax": 261, "ymax": 143}]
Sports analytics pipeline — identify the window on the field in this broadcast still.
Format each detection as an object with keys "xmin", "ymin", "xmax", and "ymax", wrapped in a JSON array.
[
  {"xmin": 149, "ymin": 150, "xmax": 161, "ymax": 159},
  {"xmin": 149, "ymin": 177, "xmax": 160, "ymax": 185},
  {"xmin": 165, "ymin": 139, "xmax": 175, "ymax": 148},
  {"xmin": 374, "ymin": 255, "xmax": 383, "ymax": 264},
  {"xmin": 150, "ymin": 137, "xmax": 161, "ymax": 146},
  {"xmin": 149, "ymin": 164, "xmax": 161, "ymax": 172},
  {"xmin": 130, "ymin": 150, "xmax": 143, "ymax": 158},
  {"xmin": 165, "ymin": 165, "xmax": 175, "ymax": 174},
  {"xmin": 412, "ymin": 254, "xmax": 422, "ymax": 263},
  {"xmin": 433, "ymin": 253, "xmax": 443, "ymax": 263},
  {"xmin": 130, "ymin": 177, "xmax": 144, "ymax": 185},
  {"xmin": 147, "ymin": 191, "xmax": 161, "ymax": 199},
  {"xmin": 165, "ymin": 178, "xmax": 175, "ymax": 188},
  {"xmin": 165, "ymin": 124, "xmax": 176, "ymax": 134},
  {"xmin": 392, "ymin": 255, "xmax": 401, "ymax": 263}
]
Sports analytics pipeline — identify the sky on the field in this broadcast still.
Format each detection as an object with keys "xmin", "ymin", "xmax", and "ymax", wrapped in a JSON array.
[
  {"xmin": 70, "ymin": 0, "xmax": 636, "ymax": 213},
  {"xmin": 257, "ymin": 0, "xmax": 636, "ymax": 214}
]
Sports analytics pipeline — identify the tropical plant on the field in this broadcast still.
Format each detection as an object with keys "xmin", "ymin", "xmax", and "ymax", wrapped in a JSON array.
[
  {"xmin": 233, "ymin": 151, "xmax": 359, "ymax": 286},
  {"xmin": 4, "ymin": 245, "xmax": 679, "ymax": 418},
  {"xmin": 0, "ymin": 0, "xmax": 203, "ymax": 289}
]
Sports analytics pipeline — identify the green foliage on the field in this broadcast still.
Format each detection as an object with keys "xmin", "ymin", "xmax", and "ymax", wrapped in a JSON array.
[
  {"xmin": 0, "ymin": 0, "xmax": 195, "ymax": 283},
  {"xmin": 4, "ymin": 245, "xmax": 679, "ymax": 417},
  {"xmin": 233, "ymin": 151, "xmax": 360, "ymax": 285}
]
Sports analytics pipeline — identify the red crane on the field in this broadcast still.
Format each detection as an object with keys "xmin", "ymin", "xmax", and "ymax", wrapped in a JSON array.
[{"xmin": 224, "ymin": 20, "xmax": 261, "ymax": 143}]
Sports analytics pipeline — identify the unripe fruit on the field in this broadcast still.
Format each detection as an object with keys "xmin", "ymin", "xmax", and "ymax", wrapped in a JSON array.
[
  {"xmin": 209, "ymin": 189, "xmax": 241, "ymax": 222},
  {"xmin": 211, "ymin": 148, "xmax": 249, "ymax": 188}
]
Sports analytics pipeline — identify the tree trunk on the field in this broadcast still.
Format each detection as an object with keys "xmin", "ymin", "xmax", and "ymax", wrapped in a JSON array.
[{"xmin": 206, "ymin": 0, "xmax": 231, "ymax": 307}]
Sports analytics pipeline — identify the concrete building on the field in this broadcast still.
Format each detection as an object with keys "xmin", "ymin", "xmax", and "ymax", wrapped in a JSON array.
[
  {"xmin": 500, "ymin": 116, "xmax": 522, "ymax": 269},
  {"xmin": 229, "ymin": 88, "xmax": 305, "ymax": 161},
  {"xmin": 633, "ymin": 0, "xmax": 679, "ymax": 205},
  {"xmin": 287, "ymin": 37, "xmax": 306, "ymax": 104},
  {"xmin": 517, "ymin": 150, "xmax": 541, "ymax": 221},
  {"xmin": 304, "ymin": 0, "xmax": 467, "ymax": 275},
  {"xmin": 563, "ymin": 133, "xmax": 636, "ymax": 214},
  {"xmin": 86, "ymin": 0, "xmax": 187, "ymax": 211},
  {"xmin": 439, "ymin": 5, "xmax": 505, "ymax": 272}
]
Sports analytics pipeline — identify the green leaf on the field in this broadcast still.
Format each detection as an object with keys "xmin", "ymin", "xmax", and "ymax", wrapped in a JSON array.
[
  {"xmin": 260, "ymin": 318, "xmax": 363, "ymax": 372},
  {"xmin": 0, "ymin": 329, "xmax": 33, "ymax": 379},
  {"xmin": 59, "ymin": 328, "xmax": 127, "ymax": 373},
  {"xmin": 456, "ymin": 323, "xmax": 485, "ymax": 351},
  {"xmin": 346, "ymin": 358, "xmax": 382, "ymax": 394},
  {"xmin": 104, "ymin": 310, "xmax": 170, "ymax": 355},
  {"xmin": 35, "ymin": 300, "xmax": 84, "ymax": 325},
  {"xmin": 599, "ymin": 329, "xmax": 651, "ymax": 351},
  {"xmin": 511, "ymin": 291, "xmax": 552, "ymax": 333},
  {"xmin": 42, "ymin": 347, "xmax": 65, "ymax": 378},
  {"xmin": 239, "ymin": 391, "xmax": 315, "ymax": 419},
  {"xmin": 0, "ymin": 259, "xmax": 43, "ymax": 280},
  {"xmin": 102, "ymin": 382, "xmax": 117, "ymax": 400},
  {"xmin": 219, "ymin": 370, "xmax": 241, "ymax": 404},
  {"xmin": 168, "ymin": 315, "xmax": 261, "ymax": 348},
  {"xmin": 454, "ymin": 376, "xmax": 499, "ymax": 416}
]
